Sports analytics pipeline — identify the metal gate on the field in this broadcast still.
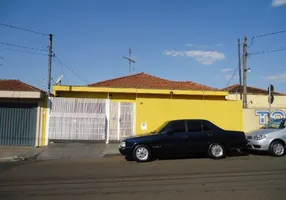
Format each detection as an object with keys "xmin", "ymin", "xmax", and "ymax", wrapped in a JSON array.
[
  {"xmin": 109, "ymin": 102, "xmax": 135, "ymax": 141},
  {"xmin": 109, "ymin": 102, "xmax": 120, "ymax": 140},
  {"xmin": 0, "ymin": 102, "xmax": 37, "ymax": 146},
  {"xmin": 48, "ymin": 97, "xmax": 107, "ymax": 141}
]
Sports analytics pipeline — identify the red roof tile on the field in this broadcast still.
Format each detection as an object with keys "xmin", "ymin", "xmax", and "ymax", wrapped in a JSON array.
[
  {"xmin": 0, "ymin": 79, "xmax": 43, "ymax": 92},
  {"xmin": 88, "ymin": 72, "xmax": 218, "ymax": 91},
  {"xmin": 223, "ymin": 84, "xmax": 284, "ymax": 95}
]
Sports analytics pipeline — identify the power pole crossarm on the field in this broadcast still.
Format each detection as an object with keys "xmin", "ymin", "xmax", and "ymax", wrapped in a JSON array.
[
  {"xmin": 243, "ymin": 36, "xmax": 248, "ymax": 108},
  {"xmin": 48, "ymin": 34, "xmax": 53, "ymax": 96}
]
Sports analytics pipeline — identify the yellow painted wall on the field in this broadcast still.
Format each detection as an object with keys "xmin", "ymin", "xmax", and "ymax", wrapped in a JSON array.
[
  {"xmin": 110, "ymin": 93, "xmax": 136, "ymax": 102},
  {"xmin": 40, "ymin": 96, "xmax": 49, "ymax": 146},
  {"xmin": 135, "ymin": 98, "xmax": 243, "ymax": 135},
  {"xmin": 56, "ymin": 91, "xmax": 137, "ymax": 102},
  {"xmin": 56, "ymin": 91, "xmax": 108, "ymax": 99},
  {"xmin": 56, "ymin": 91, "xmax": 226, "ymax": 101}
]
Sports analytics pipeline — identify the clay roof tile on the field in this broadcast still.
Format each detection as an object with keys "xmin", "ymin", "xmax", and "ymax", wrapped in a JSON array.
[{"xmin": 88, "ymin": 72, "xmax": 219, "ymax": 91}]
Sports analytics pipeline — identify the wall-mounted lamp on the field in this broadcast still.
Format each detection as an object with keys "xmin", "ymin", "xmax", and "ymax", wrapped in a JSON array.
[{"xmin": 170, "ymin": 91, "xmax": 173, "ymax": 99}]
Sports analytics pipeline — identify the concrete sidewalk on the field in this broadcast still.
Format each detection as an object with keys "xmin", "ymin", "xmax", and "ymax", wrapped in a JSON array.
[
  {"xmin": 0, "ymin": 146, "xmax": 44, "ymax": 162},
  {"xmin": 0, "ymin": 143, "xmax": 120, "ymax": 162}
]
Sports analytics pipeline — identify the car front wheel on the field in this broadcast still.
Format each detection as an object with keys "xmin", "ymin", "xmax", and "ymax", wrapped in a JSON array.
[
  {"xmin": 208, "ymin": 142, "xmax": 226, "ymax": 159},
  {"xmin": 133, "ymin": 145, "xmax": 151, "ymax": 162},
  {"xmin": 269, "ymin": 140, "xmax": 285, "ymax": 157}
]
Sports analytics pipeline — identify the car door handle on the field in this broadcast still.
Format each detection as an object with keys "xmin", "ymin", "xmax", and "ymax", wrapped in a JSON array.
[{"xmin": 208, "ymin": 133, "xmax": 212, "ymax": 136}]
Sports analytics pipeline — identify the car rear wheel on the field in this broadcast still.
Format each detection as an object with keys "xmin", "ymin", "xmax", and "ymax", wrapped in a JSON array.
[
  {"xmin": 208, "ymin": 142, "xmax": 226, "ymax": 159},
  {"xmin": 269, "ymin": 140, "xmax": 285, "ymax": 157},
  {"xmin": 133, "ymin": 145, "xmax": 151, "ymax": 162}
]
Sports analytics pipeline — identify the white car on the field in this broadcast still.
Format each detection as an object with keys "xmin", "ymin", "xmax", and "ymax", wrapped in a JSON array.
[{"xmin": 246, "ymin": 118, "xmax": 286, "ymax": 157}]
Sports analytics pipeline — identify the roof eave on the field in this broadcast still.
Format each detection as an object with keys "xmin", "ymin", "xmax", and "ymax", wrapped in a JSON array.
[
  {"xmin": 53, "ymin": 85, "xmax": 228, "ymax": 96},
  {"xmin": 0, "ymin": 90, "xmax": 44, "ymax": 99}
]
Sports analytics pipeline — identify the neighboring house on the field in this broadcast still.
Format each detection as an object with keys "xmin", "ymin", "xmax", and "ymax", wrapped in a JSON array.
[
  {"xmin": 223, "ymin": 84, "xmax": 286, "ymax": 108},
  {"xmin": 49, "ymin": 73, "xmax": 243, "ymax": 143},
  {"xmin": 223, "ymin": 84, "xmax": 286, "ymax": 133},
  {"xmin": 0, "ymin": 80, "xmax": 47, "ymax": 146}
]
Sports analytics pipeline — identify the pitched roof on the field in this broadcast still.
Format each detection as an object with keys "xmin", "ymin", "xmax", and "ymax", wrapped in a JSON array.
[
  {"xmin": 0, "ymin": 79, "xmax": 43, "ymax": 92},
  {"xmin": 88, "ymin": 72, "xmax": 218, "ymax": 91},
  {"xmin": 223, "ymin": 84, "xmax": 284, "ymax": 95}
]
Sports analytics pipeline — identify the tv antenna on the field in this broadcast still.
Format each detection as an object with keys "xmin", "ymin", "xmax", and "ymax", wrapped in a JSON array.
[
  {"xmin": 55, "ymin": 74, "xmax": 64, "ymax": 85},
  {"xmin": 123, "ymin": 48, "xmax": 136, "ymax": 74}
]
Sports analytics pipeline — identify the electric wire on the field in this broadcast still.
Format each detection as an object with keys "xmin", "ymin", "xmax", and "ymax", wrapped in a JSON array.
[
  {"xmin": 0, "ymin": 22, "xmax": 49, "ymax": 36},
  {"xmin": 54, "ymin": 55, "xmax": 89, "ymax": 84},
  {"xmin": 0, "ymin": 41, "xmax": 48, "ymax": 52},
  {"xmin": 248, "ymin": 29, "xmax": 286, "ymax": 48}
]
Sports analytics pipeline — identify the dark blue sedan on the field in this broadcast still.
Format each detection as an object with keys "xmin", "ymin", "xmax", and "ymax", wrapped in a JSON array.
[{"xmin": 119, "ymin": 119, "xmax": 247, "ymax": 162}]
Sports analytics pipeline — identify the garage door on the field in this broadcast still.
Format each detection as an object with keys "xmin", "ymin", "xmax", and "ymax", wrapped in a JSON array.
[{"xmin": 0, "ymin": 102, "xmax": 37, "ymax": 146}]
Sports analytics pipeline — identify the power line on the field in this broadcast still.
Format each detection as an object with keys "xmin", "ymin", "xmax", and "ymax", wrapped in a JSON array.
[
  {"xmin": 225, "ymin": 67, "xmax": 239, "ymax": 88},
  {"xmin": 54, "ymin": 55, "xmax": 89, "ymax": 84},
  {"xmin": 248, "ymin": 46, "xmax": 286, "ymax": 56},
  {"xmin": 0, "ymin": 22, "xmax": 48, "ymax": 36},
  {"xmin": 225, "ymin": 57, "xmax": 243, "ymax": 88},
  {"xmin": 248, "ymin": 29, "xmax": 286, "ymax": 48},
  {"xmin": 3, "ymin": 48, "xmax": 49, "ymax": 56},
  {"xmin": 0, "ymin": 41, "xmax": 48, "ymax": 52}
]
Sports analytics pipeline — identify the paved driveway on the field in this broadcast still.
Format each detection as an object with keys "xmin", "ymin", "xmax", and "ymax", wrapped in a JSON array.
[{"xmin": 0, "ymin": 154, "xmax": 285, "ymax": 200}]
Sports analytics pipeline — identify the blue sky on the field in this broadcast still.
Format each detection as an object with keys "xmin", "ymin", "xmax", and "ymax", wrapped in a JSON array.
[{"xmin": 1, "ymin": 0, "xmax": 286, "ymax": 92}]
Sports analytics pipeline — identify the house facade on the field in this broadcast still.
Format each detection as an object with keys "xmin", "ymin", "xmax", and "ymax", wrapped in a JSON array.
[
  {"xmin": 224, "ymin": 84, "xmax": 286, "ymax": 133},
  {"xmin": 48, "ymin": 73, "xmax": 243, "ymax": 144},
  {"xmin": 0, "ymin": 80, "xmax": 48, "ymax": 146}
]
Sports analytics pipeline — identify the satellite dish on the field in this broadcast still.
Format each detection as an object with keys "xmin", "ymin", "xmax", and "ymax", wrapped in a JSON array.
[{"xmin": 55, "ymin": 74, "xmax": 64, "ymax": 85}]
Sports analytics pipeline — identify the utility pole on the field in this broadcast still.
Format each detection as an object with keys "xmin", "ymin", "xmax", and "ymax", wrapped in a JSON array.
[
  {"xmin": 123, "ymin": 48, "xmax": 136, "ymax": 74},
  {"xmin": 48, "ymin": 34, "xmax": 53, "ymax": 96},
  {"xmin": 242, "ymin": 36, "xmax": 248, "ymax": 108},
  {"xmin": 238, "ymin": 38, "xmax": 242, "ymax": 100},
  {"xmin": 268, "ymin": 84, "xmax": 274, "ymax": 122}
]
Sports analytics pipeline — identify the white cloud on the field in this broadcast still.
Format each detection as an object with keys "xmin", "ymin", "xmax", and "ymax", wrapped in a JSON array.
[
  {"xmin": 185, "ymin": 43, "xmax": 223, "ymax": 49},
  {"xmin": 185, "ymin": 44, "xmax": 209, "ymax": 49},
  {"xmin": 261, "ymin": 73, "xmax": 286, "ymax": 81},
  {"xmin": 164, "ymin": 50, "xmax": 226, "ymax": 65},
  {"xmin": 224, "ymin": 74, "xmax": 239, "ymax": 80},
  {"xmin": 163, "ymin": 50, "xmax": 185, "ymax": 57},
  {"xmin": 272, "ymin": 0, "xmax": 286, "ymax": 7},
  {"xmin": 221, "ymin": 68, "xmax": 234, "ymax": 73}
]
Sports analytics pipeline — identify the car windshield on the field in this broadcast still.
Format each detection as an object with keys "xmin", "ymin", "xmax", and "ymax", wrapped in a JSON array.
[
  {"xmin": 151, "ymin": 121, "xmax": 170, "ymax": 133},
  {"xmin": 261, "ymin": 119, "xmax": 285, "ymax": 129}
]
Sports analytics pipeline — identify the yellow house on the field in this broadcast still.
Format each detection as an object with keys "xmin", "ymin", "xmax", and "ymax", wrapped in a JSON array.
[{"xmin": 52, "ymin": 73, "xmax": 243, "ymax": 141}]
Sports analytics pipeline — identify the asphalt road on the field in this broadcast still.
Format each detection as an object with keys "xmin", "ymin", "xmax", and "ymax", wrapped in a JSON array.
[{"xmin": 0, "ymin": 154, "xmax": 286, "ymax": 200}]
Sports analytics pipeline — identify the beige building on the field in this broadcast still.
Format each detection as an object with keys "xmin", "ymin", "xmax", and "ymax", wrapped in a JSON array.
[
  {"xmin": 0, "ymin": 80, "xmax": 47, "ymax": 146},
  {"xmin": 224, "ymin": 84, "xmax": 286, "ymax": 133}
]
